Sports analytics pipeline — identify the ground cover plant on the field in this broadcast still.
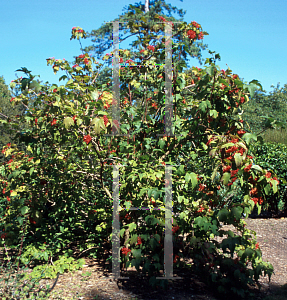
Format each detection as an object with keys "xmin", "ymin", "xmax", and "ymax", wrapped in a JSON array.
[{"xmin": 0, "ymin": 2, "xmax": 285, "ymax": 299}]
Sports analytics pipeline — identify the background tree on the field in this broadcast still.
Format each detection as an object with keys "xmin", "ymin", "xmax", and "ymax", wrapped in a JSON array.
[
  {"xmin": 241, "ymin": 83, "xmax": 287, "ymax": 142},
  {"xmin": 0, "ymin": 76, "xmax": 27, "ymax": 164},
  {"xmin": 84, "ymin": 0, "xmax": 208, "ymax": 86}
]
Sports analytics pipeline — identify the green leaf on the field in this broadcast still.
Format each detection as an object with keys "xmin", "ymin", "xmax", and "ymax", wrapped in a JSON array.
[
  {"xmin": 201, "ymin": 142, "xmax": 208, "ymax": 151},
  {"xmin": 206, "ymin": 66, "xmax": 215, "ymax": 76},
  {"xmin": 217, "ymin": 208, "xmax": 229, "ymax": 222},
  {"xmin": 124, "ymin": 200, "xmax": 132, "ymax": 210},
  {"xmin": 194, "ymin": 216, "xmax": 207, "ymax": 228},
  {"xmin": 153, "ymin": 234, "xmax": 161, "ymax": 242},
  {"xmin": 97, "ymin": 111, "xmax": 107, "ymax": 116},
  {"xmin": 218, "ymin": 78, "xmax": 229, "ymax": 86},
  {"xmin": 249, "ymin": 79, "xmax": 263, "ymax": 91},
  {"xmin": 264, "ymin": 183, "xmax": 271, "ymax": 195},
  {"xmin": 132, "ymin": 249, "xmax": 142, "ymax": 260},
  {"xmin": 234, "ymin": 153, "xmax": 243, "ymax": 167},
  {"xmin": 245, "ymin": 82, "xmax": 260, "ymax": 98},
  {"xmin": 128, "ymin": 222, "xmax": 137, "ymax": 232},
  {"xmin": 20, "ymin": 206, "xmax": 29, "ymax": 216},
  {"xmin": 63, "ymin": 117, "xmax": 74, "ymax": 129},
  {"xmin": 17, "ymin": 216, "xmax": 24, "ymax": 226},
  {"xmin": 20, "ymin": 78, "xmax": 30, "ymax": 91},
  {"xmin": 91, "ymin": 118, "xmax": 105, "ymax": 134},
  {"xmin": 176, "ymin": 165, "xmax": 185, "ymax": 175},
  {"xmin": 176, "ymin": 76, "xmax": 185, "ymax": 89},
  {"xmin": 90, "ymin": 90, "xmax": 99, "ymax": 101},
  {"xmin": 130, "ymin": 258, "xmax": 141, "ymax": 271},
  {"xmin": 29, "ymin": 80, "xmax": 41, "ymax": 93},
  {"xmin": 240, "ymin": 176, "xmax": 244, "ymax": 187},
  {"xmin": 145, "ymin": 215, "xmax": 159, "ymax": 226},
  {"xmin": 198, "ymin": 100, "xmax": 211, "ymax": 113},
  {"xmin": 244, "ymin": 248, "xmax": 254, "ymax": 260},
  {"xmin": 29, "ymin": 167, "xmax": 34, "ymax": 176},
  {"xmin": 152, "ymin": 189, "xmax": 160, "ymax": 200},
  {"xmin": 76, "ymin": 118, "xmax": 82, "ymax": 126},
  {"xmin": 59, "ymin": 75, "xmax": 68, "ymax": 82},
  {"xmin": 177, "ymin": 195, "xmax": 184, "ymax": 204},
  {"xmin": 272, "ymin": 180, "xmax": 278, "ymax": 193},
  {"xmin": 211, "ymin": 164, "xmax": 220, "ymax": 182},
  {"xmin": 159, "ymin": 139, "xmax": 165, "ymax": 149},
  {"xmin": 190, "ymin": 172, "xmax": 198, "ymax": 189},
  {"xmin": 130, "ymin": 234, "xmax": 138, "ymax": 245},
  {"xmin": 43, "ymin": 251, "xmax": 49, "ymax": 261},
  {"xmin": 209, "ymin": 110, "xmax": 218, "ymax": 118},
  {"xmin": 221, "ymin": 143, "xmax": 235, "ymax": 149},
  {"xmin": 257, "ymin": 203, "xmax": 262, "ymax": 215},
  {"xmin": 251, "ymin": 165, "xmax": 263, "ymax": 172},
  {"xmin": 221, "ymin": 172, "xmax": 231, "ymax": 186},
  {"xmin": 241, "ymin": 133, "xmax": 257, "ymax": 146},
  {"xmin": 180, "ymin": 211, "xmax": 187, "ymax": 220},
  {"xmin": 134, "ymin": 7, "xmax": 143, "ymax": 14},
  {"xmin": 230, "ymin": 207, "xmax": 243, "ymax": 220}
]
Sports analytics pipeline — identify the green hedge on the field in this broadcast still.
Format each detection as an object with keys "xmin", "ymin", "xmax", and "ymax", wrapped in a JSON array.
[{"xmin": 248, "ymin": 141, "xmax": 287, "ymax": 213}]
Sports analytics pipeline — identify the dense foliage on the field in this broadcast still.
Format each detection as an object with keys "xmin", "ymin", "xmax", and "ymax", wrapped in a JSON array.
[
  {"xmin": 0, "ymin": 76, "xmax": 27, "ymax": 165},
  {"xmin": 241, "ymin": 84, "xmax": 287, "ymax": 137},
  {"xmin": 248, "ymin": 141, "xmax": 287, "ymax": 213}
]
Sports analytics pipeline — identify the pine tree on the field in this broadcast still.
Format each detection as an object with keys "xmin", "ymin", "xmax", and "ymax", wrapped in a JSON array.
[{"xmin": 84, "ymin": 0, "xmax": 208, "ymax": 80}]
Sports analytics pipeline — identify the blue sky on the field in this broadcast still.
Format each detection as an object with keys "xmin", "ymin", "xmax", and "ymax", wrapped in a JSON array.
[{"xmin": 1, "ymin": 0, "xmax": 286, "ymax": 94}]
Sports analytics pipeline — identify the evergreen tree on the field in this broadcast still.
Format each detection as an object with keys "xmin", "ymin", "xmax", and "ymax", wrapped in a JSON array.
[{"xmin": 84, "ymin": 0, "xmax": 208, "ymax": 84}]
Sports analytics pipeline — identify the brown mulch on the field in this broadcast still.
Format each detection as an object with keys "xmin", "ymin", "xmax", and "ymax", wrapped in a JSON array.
[{"xmin": 1, "ymin": 212, "xmax": 287, "ymax": 300}]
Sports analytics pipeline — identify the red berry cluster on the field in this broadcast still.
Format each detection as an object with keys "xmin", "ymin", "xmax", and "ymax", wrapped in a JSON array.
[
  {"xmin": 223, "ymin": 165, "xmax": 231, "ymax": 173},
  {"xmin": 244, "ymin": 164, "xmax": 252, "ymax": 173},
  {"xmin": 172, "ymin": 225, "xmax": 180, "ymax": 234},
  {"xmin": 136, "ymin": 236, "xmax": 142, "ymax": 246},
  {"xmin": 1, "ymin": 232, "xmax": 7, "ymax": 239},
  {"xmin": 197, "ymin": 205, "xmax": 204, "ymax": 213},
  {"xmin": 173, "ymin": 254, "xmax": 179, "ymax": 263},
  {"xmin": 147, "ymin": 45, "xmax": 155, "ymax": 52},
  {"xmin": 158, "ymin": 16, "xmax": 167, "ymax": 22},
  {"xmin": 72, "ymin": 27, "xmax": 83, "ymax": 33},
  {"xmin": 121, "ymin": 247, "xmax": 131, "ymax": 256},
  {"xmin": 29, "ymin": 216, "xmax": 36, "ymax": 225},
  {"xmin": 83, "ymin": 135, "xmax": 92, "ymax": 145},
  {"xmin": 103, "ymin": 115, "xmax": 109, "ymax": 126},
  {"xmin": 187, "ymin": 30, "xmax": 196, "ymax": 39},
  {"xmin": 192, "ymin": 21, "xmax": 200, "ymax": 28}
]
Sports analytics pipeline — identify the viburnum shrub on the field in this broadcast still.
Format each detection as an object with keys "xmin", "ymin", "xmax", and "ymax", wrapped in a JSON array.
[{"xmin": 0, "ymin": 15, "xmax": 280, "ymax": 298}]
